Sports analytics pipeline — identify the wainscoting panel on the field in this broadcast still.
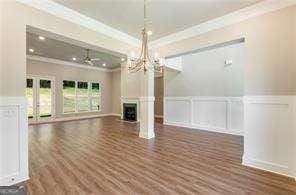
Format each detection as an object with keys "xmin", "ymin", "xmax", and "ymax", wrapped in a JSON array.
[
  {"xmin": 164, "ymin": 96, "xmax": 243, "ymax": 135},
  {"xmin": 243, "ymin": 96, "xmax": 296, "ymax": 179},
  {"xmin": 0, "ymin": 97, "xmax": 28, "ymax": 186},
  {"xmin": 192, "ymin": 98, "xmax": 228, "ymax": 131},
  {"xmin": 230, "ymin": 100, "xmax": 244, "ymax": 132},
  {"xmin": 165, "ymin": 97, "xmax": 191, "ymax": 126}
]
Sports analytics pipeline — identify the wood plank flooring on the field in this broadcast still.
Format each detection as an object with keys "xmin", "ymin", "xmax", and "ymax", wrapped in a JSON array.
[{"xmin": 25, "ymin": 116, "xmax": 296, "ymax": 195}]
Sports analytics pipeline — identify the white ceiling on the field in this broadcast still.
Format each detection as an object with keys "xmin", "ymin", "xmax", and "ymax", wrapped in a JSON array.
[
  {"xmin": 27, "ymin": 32, "xmax": 123, "ymax": 69},
  {"xmin": 53, "ymin": 0, "xmax": 262, "ymax": 40}
]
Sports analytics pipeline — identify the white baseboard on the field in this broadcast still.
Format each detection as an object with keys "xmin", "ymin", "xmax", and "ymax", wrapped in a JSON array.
[
  {"xmin": 242, "ymin": 155, "xmax": 295, "ymax": 179},
  {"xmin": 110, "ymin": 113, "xmax": 121, "ymax": 117},
  {"xmin": 29, "ymin": 113, "xmax": 120, "ymax": 125},
  {"xmin": 164, "ymin": 121, "xmax": 243, "ymax": 136},
  {"xmin": 0, "ymin": 174, "xmax": 29, "ymax": 187}
]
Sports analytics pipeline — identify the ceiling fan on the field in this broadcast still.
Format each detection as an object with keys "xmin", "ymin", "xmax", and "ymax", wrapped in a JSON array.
[{"xmin": 83, "ymin": 49, "xmax": 101, "ymax": 66}]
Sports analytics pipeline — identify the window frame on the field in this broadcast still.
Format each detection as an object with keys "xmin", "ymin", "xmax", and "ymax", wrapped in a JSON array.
[
  {"xmin": 62, "ymin": 79, "xmax": 102, "ymax": 114},
  {"xmin": 89, "ymin": 82, "xmax": 101, "ymax": 112},
  {"xmin": 62, "ymin": 79, "xmax": 77, "ymax": 114}
]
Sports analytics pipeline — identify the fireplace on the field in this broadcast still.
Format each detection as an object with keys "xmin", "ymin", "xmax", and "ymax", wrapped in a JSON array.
[{"xmin": 123, "ymin": 103, "xmax": 137, "ymax": 122}]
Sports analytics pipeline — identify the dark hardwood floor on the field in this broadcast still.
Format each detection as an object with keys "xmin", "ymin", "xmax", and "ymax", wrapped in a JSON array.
[{"xmin": 25, "ymin": 116, "xmax": 296, "ymax": 195}]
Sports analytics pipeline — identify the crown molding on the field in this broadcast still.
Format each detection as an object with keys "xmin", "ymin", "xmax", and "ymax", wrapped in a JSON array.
[
  {"xmin": 18, "ymin": 0, "xmax": 139, "ymax": 47},
  {"xmin": 27, "ymin": 55, "xmax": 120, "ymax": 72},
  {"xmin": 150, "ymin": 0, "xmax": 296, "ymax": 49},
  {"xmin": 18, "ymin": 0, "xmax": 296, "ymax": 50}
]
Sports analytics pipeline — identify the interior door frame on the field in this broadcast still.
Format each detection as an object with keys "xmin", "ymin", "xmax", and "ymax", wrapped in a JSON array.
[{"xmin": 27, "ymin": 74, "xmax": 55, "ymax": 123}]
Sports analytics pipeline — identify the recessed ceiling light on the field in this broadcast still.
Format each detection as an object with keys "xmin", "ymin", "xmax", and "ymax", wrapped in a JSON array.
[
  {"xmin": 121, "ymin": 58, "xmax": 125, "ymax": 62},
  {"xmin": 102, "ymin": 63, "xmax": 106, "ymax": 66},
  {"xmin": 147, "ymin": 30, "xmax": 153, "ymax": 36},
  {"xmin": 72, "ymin": 57, "xmax": 76, "ymax": 61},
  {"xmin": 29, "ymin": 48, "xmax": 34, "ymax": 53},
  {"xmin": 38, "ymin": 36, "xmax": 45, "ymax": 41}
]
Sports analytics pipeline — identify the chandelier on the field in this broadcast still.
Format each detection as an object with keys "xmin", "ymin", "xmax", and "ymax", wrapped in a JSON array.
[{"xmin": 128, "ymin": 0, "xmax": 164, "ymax": 73}]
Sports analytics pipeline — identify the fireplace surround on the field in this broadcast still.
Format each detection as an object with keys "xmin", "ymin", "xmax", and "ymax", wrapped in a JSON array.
[{"xmin": 123, "ymin": 103, "xmax": 137, "ymax": 122}]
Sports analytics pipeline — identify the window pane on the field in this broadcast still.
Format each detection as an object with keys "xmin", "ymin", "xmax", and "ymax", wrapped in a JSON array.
[
  {"xmin": 63, "ymin": 80, "xmax": 76, "ymax": 113},
  {"xmin": 78, "ymin": 97, "xmax": 89, "ymax": 111},
  {"xmin": 77, "ymin": 82, "xmax": 89, "ymax": 111},
  {"xmin": 39, "ymin": 79, "xmax": 52, "ymax": 118},
  {"xmin": 91, "ymin": 97, "xmax": 100, "ymax": 111},
  {"xmin": 77, "ymin": 82, "xmax": 88, "ymax": 96},
  {"xmin": 91, "ymin": 83, "xmax": 100, "ymax": 96},
  {"xmin": 26, "ymin": 78, "xmax": 34, "ymax": 118}
]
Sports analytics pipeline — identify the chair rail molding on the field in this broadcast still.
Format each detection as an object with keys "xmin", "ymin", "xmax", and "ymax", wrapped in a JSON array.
[
  {"xmin": 0, "ymin": 97, "xmax": 29, "ymax": 186},
  {"xmin": 243, "ymin": 95, "xmax": 296, "ymax": 179},
  {"xmin": 164, "ymin": 96, "xmax": 244, "ymax": 136}
]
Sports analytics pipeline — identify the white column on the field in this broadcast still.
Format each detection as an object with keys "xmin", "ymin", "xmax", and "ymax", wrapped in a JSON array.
[{"xmin": 139, "ymin": 68, "xmax": 155, "ymax": 139}]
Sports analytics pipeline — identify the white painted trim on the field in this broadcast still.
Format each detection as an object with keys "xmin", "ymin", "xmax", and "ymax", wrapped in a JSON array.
[
  {"xmin": 139, "ymin": 96, "xmax": 155, "ymax": 102},
  {"xmin": 164, "ymin": 96, "xmax": 244, "ymax": 136},
  {"xmin": 110, "ymin": 113, "xmax": 121, "ymax": 117},
  {"xmin": 243, "ymin": 95, "xmax": 296, "ymax": 180},
  {"xmin": 28, "ymin": 113, "xmax": 120, "ymax": 125},
  {"xmin": 18, "ymin": 0, "xmax": 139, "ymax": 46},
  {"xmin": 0, "ymin": 97, "xmax": 29, "ymax": 186},
  {"xmin": 242, "ymin": 156, "xmax": 295, "ymax": 179},
  {"xmin": 150, "ymin": 0, "xmax": 296, "ymax": 48},
  {"xmin": 27, "ymin": 55, "xmax": 120, "ymax": 72},
  {"xmin": 164, "ymin": 121, "xmax": 243, "ymax": 136},
  {"xmin": 18, "ymin": 0, "xmax": 296, "ymax": 50}
]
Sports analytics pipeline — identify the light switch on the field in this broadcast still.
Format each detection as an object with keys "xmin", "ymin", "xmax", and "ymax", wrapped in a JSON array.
[{"xmin": 225, "ymin": 60, "xmax": 233, "ymax": 66}]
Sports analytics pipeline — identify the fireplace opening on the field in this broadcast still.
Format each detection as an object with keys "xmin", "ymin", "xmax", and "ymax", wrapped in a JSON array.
[{"xmin": 123, "ymin": 103, "xmax": 137, "ymax": 122}]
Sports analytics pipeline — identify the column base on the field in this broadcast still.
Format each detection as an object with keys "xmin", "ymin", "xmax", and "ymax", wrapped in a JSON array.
[{"xmin": 139, "ymin": 130, "xmax": 155, "ymax": 139}]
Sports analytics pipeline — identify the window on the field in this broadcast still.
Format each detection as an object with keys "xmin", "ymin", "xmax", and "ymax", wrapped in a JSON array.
[
  {"xmin": 26, "ymin": 78, "xmax": 34, "ymax": 118},
  {"xmin": 63, "ymin": 80, "xmax": 101, "ymax": 113},
  {"xmin": 77, "ymin": 81, "xmax": 89, "ymax": 112},
  {"xmin": 39, "ymin": 79, "xmax": 52, "ymax": 117},
  {"xmin": 63, "ymin": 80, "xmax": 76, "ymax": 113},
  {"xmin": 90, "ymin": 83, "xmax": 100, "ymax": 111}
]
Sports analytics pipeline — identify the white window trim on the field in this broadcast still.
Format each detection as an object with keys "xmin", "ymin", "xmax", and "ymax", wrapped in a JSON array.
[{"xmin": 62, "ymin": 79, "xmax": 102, "ymax": 114}]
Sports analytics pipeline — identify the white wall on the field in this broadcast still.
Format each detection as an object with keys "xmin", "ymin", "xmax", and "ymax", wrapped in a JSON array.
[
  {"xmin": 165, "ymin": 42, "xmax": 244, "ymax": 97},
  {"xmin": 243, "ymin": 96, "xmax": 296, "ymax": 178},
  {"xmin": 0, "ymin": 1, "xmax": 132, "ymax": 185},
  {"xmin": 164, "ymin": 97, "xmax": 244, "ymax": 135},
  {"xmin": 111, "ymin": 71, "xmax": 121, "ymax": 114},
  {"xmin": 27, "ymin": 59, "xmax": 120, "ymax": 119},
  {"xmin": 158, "ymin": 6, "xmax": 296, "ymax": 96},
  {"xmin": 164, "ymin": 42, "xmax": 245, "ymax": 135}
]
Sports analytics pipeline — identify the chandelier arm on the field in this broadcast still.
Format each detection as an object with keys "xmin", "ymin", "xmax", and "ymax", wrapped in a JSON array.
[
  {"xmin": 129, "ymin": 63, "xmax": 143, "ymax": 73},
  {"xmin": 128, "ymin": 60, "xmax": 143, "ymax": 70},
  {"xmin": 128, "ymin": 0, "xmax": 165, "ymax": 74}
]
